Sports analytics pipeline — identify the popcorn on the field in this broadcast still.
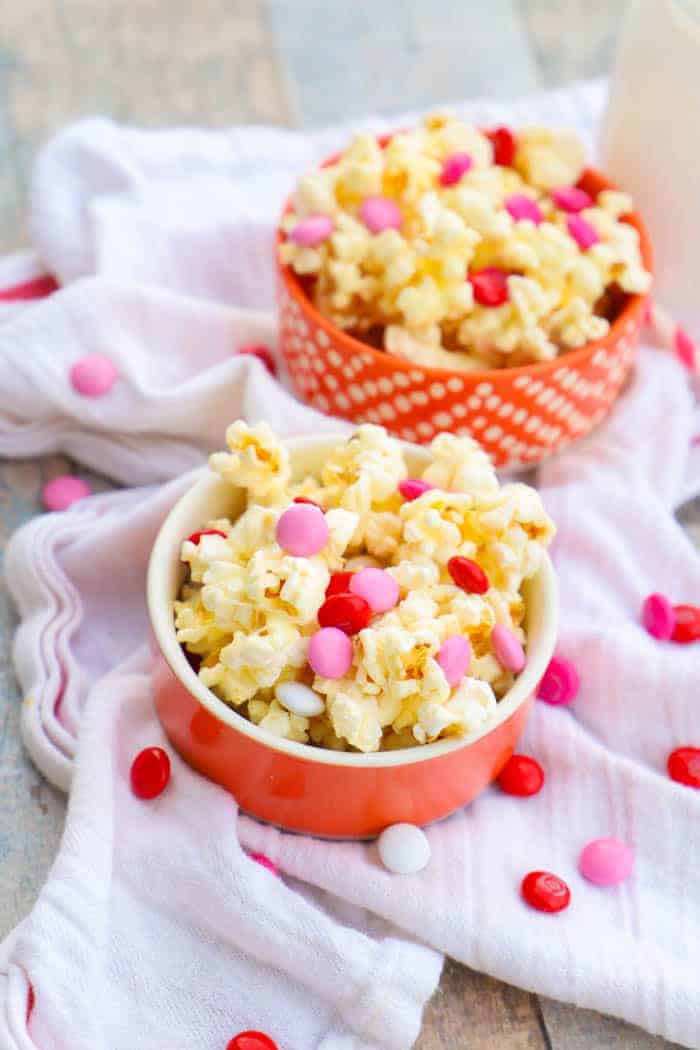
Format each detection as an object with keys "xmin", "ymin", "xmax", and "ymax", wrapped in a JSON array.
[
  {"xmin": 280, "ymin": 115, "xmax": 650, "ymax": 368},
  {"xmin": 175, "ymin": 424, "xmax": 555, "ymax": 752}
]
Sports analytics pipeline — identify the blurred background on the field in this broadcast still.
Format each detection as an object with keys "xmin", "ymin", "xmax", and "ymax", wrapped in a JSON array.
[{"xmin": 0, "ymin": 0, "xmax": 626, "ymax": 254}]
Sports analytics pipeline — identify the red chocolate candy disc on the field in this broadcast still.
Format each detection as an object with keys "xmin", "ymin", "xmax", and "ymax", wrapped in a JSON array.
[
  {"xmin": 326, "ymin": 571, "xmax": 355, "ymax": 598},
  {"xmin": 317, "ymin": 593, "xmax": 372, "ymax": 635},
  {"xmin": 667, "ymin": 747, "xmax": 700, "ymax": 788},
  {"xmin": 497, "ymin": 755, "xmax": 544, "ymax": 797},
  {"xmin": 186, "ymin": 528, "xmax": 227, "ymax": 545},
  {"xmin": 447, "ymin": 556, "xmax": 490, "ymax": 594},
  {"xmin": 130, "ymin": 747, "xmax": 171, "ymax": 800},
  {"xmin": 468, "ymin": 267, "xmax": 509, "ymax": 307},
  {"xmin": 521, "ymin": 870, "xmax": 571, "ymax": 913},
  {"xmin": 487, "ymin": 126, "xmax": 517, "ymax": 166},
  {"xmin": 671, "ymin": 604, "xmax": 700, "ymax": 643},
  {"xmin": 227, "ymin": 1033, "xmax": 278, "ymax": 1050}
]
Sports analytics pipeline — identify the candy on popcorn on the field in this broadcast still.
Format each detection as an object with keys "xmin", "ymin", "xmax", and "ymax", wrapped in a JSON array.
[
  {"xmin": 279, "ymin": 114, "xmax": 651, "ymax": 370},
  {"xmin": 174, "ymin": 423, "xmax": 554, "ymax": 752}
]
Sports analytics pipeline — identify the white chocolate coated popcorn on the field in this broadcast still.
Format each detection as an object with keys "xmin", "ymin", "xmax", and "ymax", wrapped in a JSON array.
[
  {"xmin": 175, "ymin": 423, "xmax": 554, "ymax": 752},
  {"xmin": 280, "ymin": 115, "xmax": 650, "ymax": 369}
]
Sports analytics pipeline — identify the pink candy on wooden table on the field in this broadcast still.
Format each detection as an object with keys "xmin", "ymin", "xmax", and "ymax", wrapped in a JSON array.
[
  {"xmin": 641, "ymin": 593, "xmax": 676, "ymax": 640},
  {"xmin": 42, "ymin": 475, "xmax": 91, "ymax": 512},
  {"xmin": 567, "ymin": 214, "xmax": 599, "ymax": 251},
  {"xmin": 69, "ymin": 353, "xmax": 118, "ymax": 397},
  {"xmin": 307, "ymin": 627, "xmax": 353, "ymax": 679},
  {"xmin": 537, "ymin": 654, "xmax": 580, "ymax": 706},
  {"xmin": 436, "ymin": 635, "xmax": 472, "ymax": 686},
  {"xmin": 398, "ymin": 478, "xmax": 434, "ymax": 501},
  {"xmin": 288, "ymin": 214, "xmax": 333, "ymax": 247},
  {"xmin": 250, "ymin": 852, "xmax": 279, "ymax": 877},
  {"xmin": 359, "ymin": 196, "xmax": 403, "ymax": 233},
  {"xmin": 439, "ymin": 152, "xmax": 473, "ymax": 186},
  {"xmin": 579, "ymin": 838, "xmax": 634, "ymax": 886},
  {"xmin": 276, "ymin": 503, "xmax": 329, "ymax": 556},
  {"xmin": 492, "ymin": 624, "xmax": 526, "ymax": 673},
  {"xmin": 551, "ymin": 186, "xmax": 593, "ymax": 213},
  {"xmin": 349, "ymin": 567, "xmax": 399, "ymax": 613},
  {"xmin": 504, "ymin": 194, "xmax": 543, "ymax": 225}
]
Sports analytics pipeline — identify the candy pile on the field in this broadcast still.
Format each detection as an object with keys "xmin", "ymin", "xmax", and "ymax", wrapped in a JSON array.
[
  {"xmin": 279, "ymin": 114, "xmax": 651, "ymax": 370},
  {"xmin": 641, "ymin": 592, "xmax": 700, "ymax": 643},
  {"xmin": 174, "ymin": 420, "xmax": 555, "ymax": 753}
]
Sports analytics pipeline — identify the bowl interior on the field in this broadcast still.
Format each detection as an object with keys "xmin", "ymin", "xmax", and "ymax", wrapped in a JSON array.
[{"xmin": 148, "ymin": 434, "xmax": 558, "ymax": 767}]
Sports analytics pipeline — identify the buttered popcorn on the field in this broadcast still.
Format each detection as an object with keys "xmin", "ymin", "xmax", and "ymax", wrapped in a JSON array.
[
  {"xmin": 174, "ymin": 422, "xmax": 554, "ymax": 752},
  {"xmin": 279, "ymin": 115, "xmax": 651, "ymax": 370}
]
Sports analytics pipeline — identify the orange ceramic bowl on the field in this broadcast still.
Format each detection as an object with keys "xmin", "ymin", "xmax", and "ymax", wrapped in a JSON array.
[
  {"xmin": 277, "ymin": 166, "xmax": 653, "ymax": 469},
  {"xmin": 148, "ymin": 434, "xmax": 558, "ymax": 839}
]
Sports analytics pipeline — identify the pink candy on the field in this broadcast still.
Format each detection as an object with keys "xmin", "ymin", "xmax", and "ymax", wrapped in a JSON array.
[
  {"xmin": 551, "ymin": 186, "xmax": 593, "ymax": 213},
  {"xmin": 439, "ymin": 152, "xmax": 473, "ymax": 187},
  {"xmin": 349, "ymin": 567, "xmax": 399, "ymax": 614},
  {"xmin": 641, "ymin": 593, "xmax": 676, "ymax": 641},
  {"xmin": 567, "ymin": 214, "xmax": 599, "ymax": 251},
  {"xmin": 505, "ymin": 194, "xmax": 543, "ymax": 225},
  {"xmin": 42, "ymin": 475, "xmax": 92, "ymax": 512},
  {"xmin": 307, "ymin": 627, "xmax": 353, "ymax": 679},
  {"xmin": 250, "ymin": 852, "xmax": 279, "ymax": 877},
  {"xmin": 492, "ymin": 624, "xmax": 526, "ymax": 673},
  {"xmin": 578, "ymin": 838, "xmax": 634, "ymax": 886},
  {"xmin": 537, "ymin": 655, "xmax": 579, "ymax": 706},
  {"xmin": 675, "ymin": 327, "xmax": 696, "ymax": 371},
  {"xmin": 276, "ymin": 503, "xmax": 329, "ymax": 557},
  {"xmin": 69, "ymin": 353, "xmax": 118, "ymax": 397},
  {"xmin": 359, "ymin": 196, "xmax": 403, "ymax": 234},
  {"xmin": 437, "ymin": 636, "xmax": 472, "ymax": 686},
  {"xmin": 398, "ymin": 478, "xmax": 434, "ymax": 501},
  {"xmin": 288, "ymin": 214, "xmax": 334, "ymax": 247}
]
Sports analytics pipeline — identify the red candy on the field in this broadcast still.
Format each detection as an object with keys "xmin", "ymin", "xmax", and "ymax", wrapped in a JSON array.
[
  {"xmin": 227, "ymin": 1033, "xmax": 278, "ymax": 1050},
  {"xmin": 521, "ymin": 870, "xmax": 570, "ymax": 913},
  {"xmin": 487, "ymin": 126, "xmax": 517, "ymax": 166},
  {"xmin": 447, "ymin": 556, "xmax": 489, "ymax": 594},
  {"xmin": 186, "ymin": 528, "xmax": 227, "ymax": 545},
  {"xmin": 293, "ymin": 495, "xmax": 321, "ymax": 508},
  {"xmin": 671, "ymin": 604, "xmax": 700, "ymax": 643},
  {"xmin": 675, "ymin": 328, "xmax": 696, "ymax": 370},
  {"xmin": 237, "ymin": 344, "xmax": 277, "ymax": 377},
  {"xmin": 318, "ymin": 593, "xmax": 371, "ymax": 635},
  {"xmin": 130, "ymin": 747, "xmax": 171, "ymax": 800},
  {"xmin": 497, "ymin": 755, "xmax": 544, "ymax": 797},
  {"xmin": 667, "ymin": 747, "xmax": 700, "ymax": 788},
  {"xmin": 326, "ymin": 571, "xmax": 354, "ymax": 598},
  {"xmin": 468, "ymin": 267, "xmax": 509, "ymax": 307}
]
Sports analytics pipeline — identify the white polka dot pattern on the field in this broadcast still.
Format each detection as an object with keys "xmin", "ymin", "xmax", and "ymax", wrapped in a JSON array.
[{"xmin": 277, "ymin": 275, "xmax": 646, "ymax": 469}]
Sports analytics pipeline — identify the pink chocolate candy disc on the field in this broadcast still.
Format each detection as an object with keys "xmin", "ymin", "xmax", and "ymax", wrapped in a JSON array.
[
  {"xmin": 437, "ymin": 636, "xmax": 472, "ymax": 686},
  {"xmin": 398, "ymin": 478, "xmax": 434, "ymax": 501},
  {"xmin": 492, "ymin": 624, "xmax": 526, "ymax": 673},
  {"xmin": 307, "ymin": 627, "xmax": 353, "ymax": 679},
  {"xmin": 504, "ymin": 194, "xmax": 543, "ymax": 225},
  {"xmin": 439, "ymin": 152, "xmax": 473, "ymax": 187},
  {"xmin": 579, "ymin": 838, "xmax": 634, "ymax": 886},
  {"xmin": 276, "ymin": 504, "xmax": 329, "ymax": 557},
  {"xmin": 42, "ymin": 475, "xmax": 92, "ymax": 512},
  {"xmin": 349, "ymin": 567, "xmax": 399, "ymax": 614},
  {"xmin": 537, "ymin": 655, "xmax": 579, "ymax": 706},
  {"xmin": 69, "ymin": 353, "xmax": 118, "ymax": 397},
  {"xmin": 567, "ymin": 214, "xmax": 599, "ymax": 251},
  {"xmin": 359, "ymin": 196, "xmax": 403, "ymax": 234},
  {"xmin": 641, "ymin": 593, "xmax": 676, "ymax": 640},
  {"xmin": 288, "ymin": 215, "xmax": 333, "ymax": 247},
  {"xmin": 551, "ymin": 186, "xmax": 593, "ymax": 213}
]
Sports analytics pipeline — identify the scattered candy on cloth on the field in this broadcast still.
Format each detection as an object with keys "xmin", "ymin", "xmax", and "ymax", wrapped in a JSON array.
[{"xmin": 1, "ymin": 79, "xmax": 700, "ymax": 1049}]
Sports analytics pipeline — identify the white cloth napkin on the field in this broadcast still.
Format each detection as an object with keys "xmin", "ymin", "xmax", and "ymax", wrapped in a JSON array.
[{"xmin": 2, "ymin": 79, "xmax": 700, "ymax": 1049}]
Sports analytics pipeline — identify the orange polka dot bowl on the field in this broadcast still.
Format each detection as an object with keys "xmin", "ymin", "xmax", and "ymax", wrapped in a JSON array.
[
  {"xmin": 276, "ymin": 167, "xmax": 653, "ymax": 469},
  {"xmin": 148, "ymin": 434, "xmax": 558, "ymax": 840}
]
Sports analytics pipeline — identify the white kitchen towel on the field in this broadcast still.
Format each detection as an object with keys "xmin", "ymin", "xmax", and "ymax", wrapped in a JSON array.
[{"xmin": 1, "ymin": 77, "xmax": 700, "ymax": 1049}]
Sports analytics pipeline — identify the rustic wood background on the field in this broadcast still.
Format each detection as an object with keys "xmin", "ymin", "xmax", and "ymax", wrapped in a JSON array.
[{"xmin": 0, "ymin": 2, "xmax": 689, "ymax": 1047}]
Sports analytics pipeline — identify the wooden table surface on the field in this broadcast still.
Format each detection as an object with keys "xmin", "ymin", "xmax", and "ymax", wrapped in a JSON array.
[{"xmin": 0, "ymin": 3, "xmax": 687, "ymax": 1047}]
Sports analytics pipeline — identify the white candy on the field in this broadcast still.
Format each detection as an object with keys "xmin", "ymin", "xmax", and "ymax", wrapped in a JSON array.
[
  {"xmin": 377, "ymin": 823, "xmax": 431, "ymax": 875},
  {"xmin": 275, "ymin": 681, "xmax": 325, "ymax": 718}
]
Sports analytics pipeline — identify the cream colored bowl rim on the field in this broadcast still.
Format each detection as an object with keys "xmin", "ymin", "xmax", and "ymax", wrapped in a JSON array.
[{"xmin": 147, "ymin": 433, "xmax": 559, "ymax": 768}]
